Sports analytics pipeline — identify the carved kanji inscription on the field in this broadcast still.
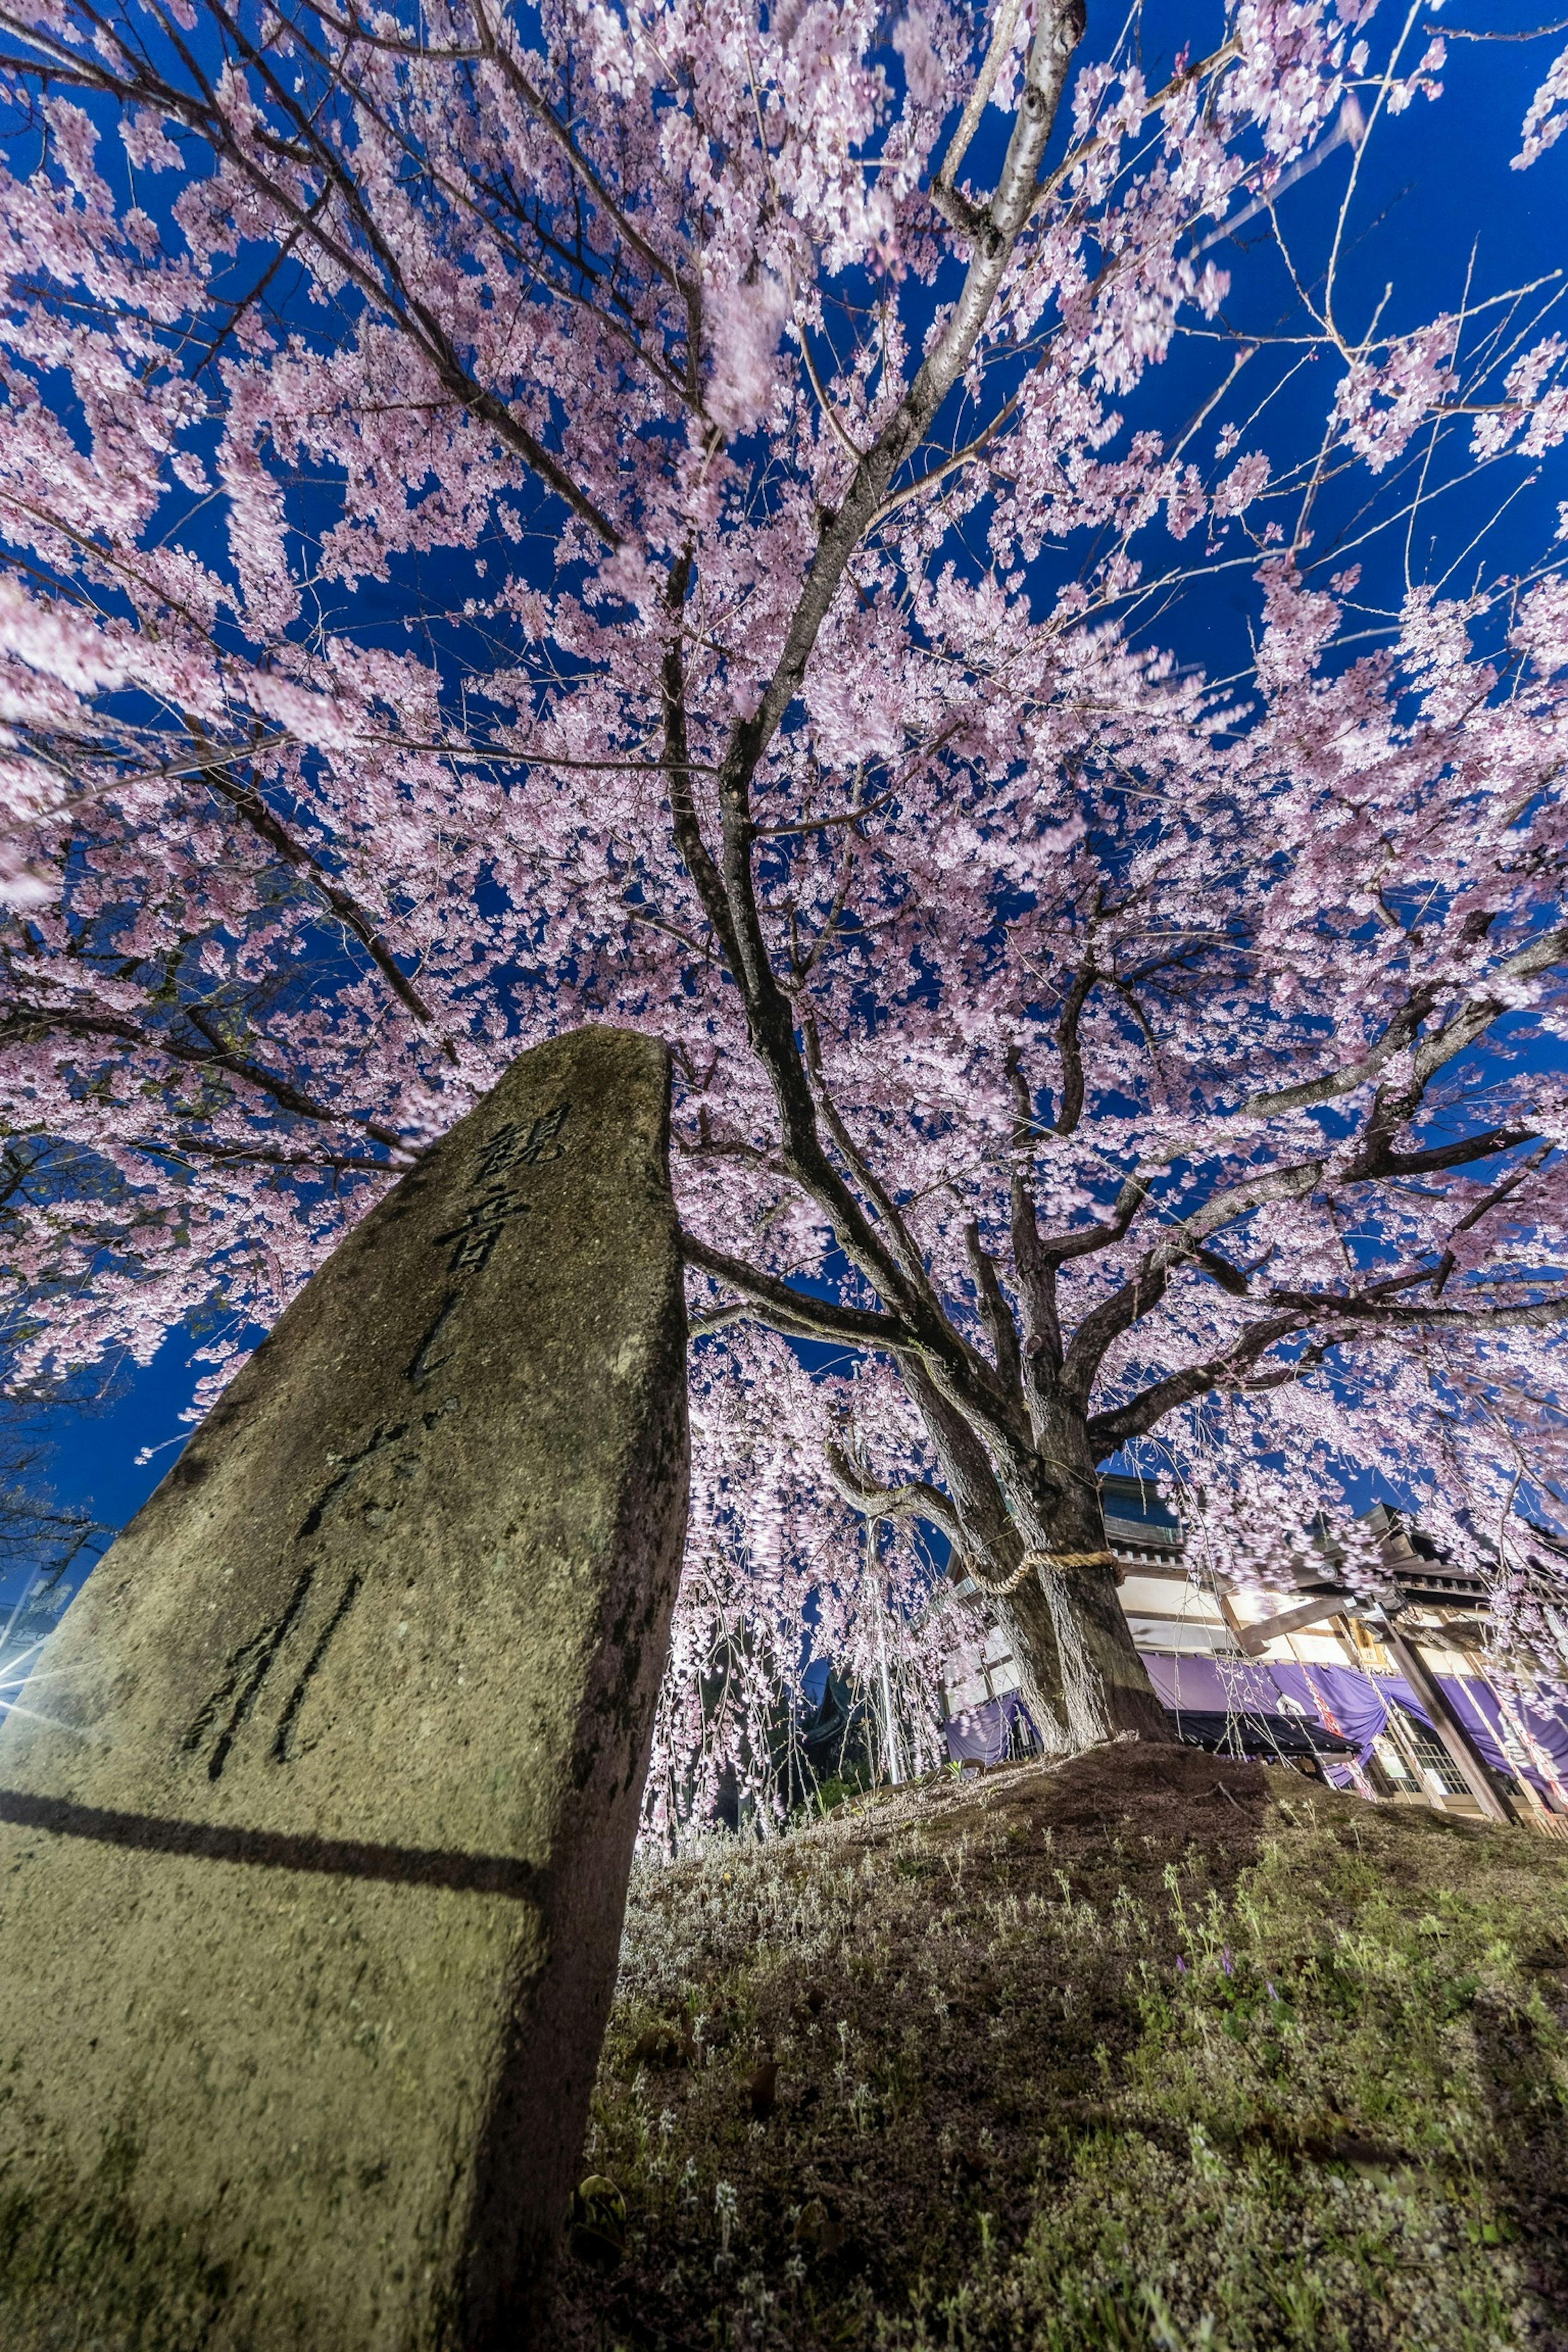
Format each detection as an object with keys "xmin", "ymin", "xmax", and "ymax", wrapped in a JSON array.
[{"xmin": 0, "ymin": 1031, "xmax": 687, "ymax": 2352}]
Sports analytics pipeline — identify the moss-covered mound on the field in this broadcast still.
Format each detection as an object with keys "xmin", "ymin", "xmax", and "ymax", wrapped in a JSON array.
[{"xmin": 549, "ymin": 1743, "xmax": 1568, "ymax": 2352}]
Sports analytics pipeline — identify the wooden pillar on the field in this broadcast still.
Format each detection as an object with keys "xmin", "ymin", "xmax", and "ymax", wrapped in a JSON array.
[{"xmin": 1383, "ymin": 1627, "xmax": 1521, "ymax": 1828}]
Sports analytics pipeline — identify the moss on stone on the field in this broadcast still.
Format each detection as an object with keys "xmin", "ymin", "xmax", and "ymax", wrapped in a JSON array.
[{"xmin": 0, "ymin": 2167, "xmax": 238, "ymax": 2351}]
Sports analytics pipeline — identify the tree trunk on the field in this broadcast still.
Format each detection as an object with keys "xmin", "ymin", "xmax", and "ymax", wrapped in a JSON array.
[
  {"xmin": 891, "ymin": 1346, "xmax": 1174, "ymax": 1755},
  {"xmin": 1001, "ymin": 1558, "xmax": 1173, "ymax": 1747},
  {"xmin": 971, "ymin": 1409, "xmax": 1175, "ymax": 1750}
]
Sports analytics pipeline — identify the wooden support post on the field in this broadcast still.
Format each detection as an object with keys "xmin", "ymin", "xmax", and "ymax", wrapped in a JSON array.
[
  {"xmin": 1219, "ymin": 1588, "xmax": 1350, "ymax": 1659},
  {"xmin": 1383, "ymin": 1627, "xmax": 1521, "ymax": 1828}
]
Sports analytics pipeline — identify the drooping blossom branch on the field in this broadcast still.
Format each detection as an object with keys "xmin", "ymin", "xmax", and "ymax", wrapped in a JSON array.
[{"xmin": 0, "ymin": 0, "xmax": 1562, "ymax": 1754}]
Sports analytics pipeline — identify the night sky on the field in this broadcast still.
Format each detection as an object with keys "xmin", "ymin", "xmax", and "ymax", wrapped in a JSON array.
[{"xmin": 18, "ymin": 0, "xmax": 1568, "ymax": 1604}]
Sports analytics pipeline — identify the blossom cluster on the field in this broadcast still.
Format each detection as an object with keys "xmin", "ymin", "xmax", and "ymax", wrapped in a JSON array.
[{"xmin": 0, "ymin": 0, "xmax": 1563, "ymax": 1751}]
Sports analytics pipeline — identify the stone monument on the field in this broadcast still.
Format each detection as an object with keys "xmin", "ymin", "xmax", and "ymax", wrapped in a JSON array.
[{"xmin": 0, "ymin": 1025, "xmax": 688, "ymax": 2350}]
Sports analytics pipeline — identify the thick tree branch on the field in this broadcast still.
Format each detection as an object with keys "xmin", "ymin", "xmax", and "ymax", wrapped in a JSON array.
[
  {"xmin": 1052, "ymin": 963, "xmax": 1093, "ymax": 1135},
  {"xmin": 1239, "ymin": 987, "xmax": 1437, "ymax": 1118},
  {"xmin": 1059, "ymin": 1160, "xmax": 1322, "ymax": 1408},
  {"xmin": 662, "ymin": 550, "xmax": 744, "ymax": 980},
  {"xmin": 670, "ymin": 0, "xmax": 1085, "ymax": 1366},
  {"xmin": 1413, "ymin": 924, "xmax": 1568, "ymax": 1085},
  {"xmin": 1267, "ymin": 1285, "xmax": 1568, "ymax": 1330},
  {"xmin": 936, "ymin": 0, "xmax": 1028, "ymax": 194},
  {"xmin": 200, "ymin": 765, "xmax": 451, "ymax": 1051},
  {"xmin": 1086, "ymin": 1313, "xmax": 1310, "ymax": 1454},
  {"xmin": 963, "ymin": 1218, "xmax": 1023, "ymax": 1398},
  {"xmin": 901, "ymin": 1357, "xmax": 1025, "ymax": 1575},
  {"xmin": 0, "ymin": 996, "xmax": 405, "ymax": 1151},
  {"xmin": 802, "ymin": 1016, "xmax": 947, "ymax": 1319},
  {"xmin": 1039, "ymin": 1173, "xmax": 1149, "ymax": 1265},
  {"xmin": 1242, "ymin": 928, "xmax": 1566, "ymax": 1185},
  {"xmin": 822, "ymin": 1437, "xmax": 964, "ymax": 1549},
  {"xmin": 1002, "ymin": 1045, "xmax": 1059, "ymax": 1416},
  {"xmin": 1087, "ymin": 1169, "xmax": 1568, "ymax": 1452},
  {"xmin": 1338, "ymin": 933, "xmax": 1567, "ymax": 1181},
  {"xmin": 1087, "ymin": 1271, "xmax": 1568, "ymax": 1456},
  {"xmin": 681, "ymin": 1234, "xmax": 918, "ymax": 1352},
  {"xmin": 1370, "ymin": 1124, "xmax": 1539, "ymax": 1178}
]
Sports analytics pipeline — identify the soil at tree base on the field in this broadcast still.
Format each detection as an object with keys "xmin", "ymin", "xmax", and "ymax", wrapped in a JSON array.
[{"xmin": 548, "ymin": 1744, "xmax": 1568, "ymax": 2352}]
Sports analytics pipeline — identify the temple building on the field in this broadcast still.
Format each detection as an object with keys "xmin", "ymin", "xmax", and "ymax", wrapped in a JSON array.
[{"xmin": 938, "ymin": 1477, "xmax": 1568, "ymax": 1834}]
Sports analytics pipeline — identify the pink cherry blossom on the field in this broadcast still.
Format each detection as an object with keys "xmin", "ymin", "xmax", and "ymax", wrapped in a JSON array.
[{"xmin": 0, "ymin": 0, "xmax": 1561, "ymax": 1804}]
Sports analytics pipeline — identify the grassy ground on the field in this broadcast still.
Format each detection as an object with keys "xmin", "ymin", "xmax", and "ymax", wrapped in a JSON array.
[{"xmin": 547, "ymin": 1742, "xmax": 1568, "ymax": 2352}]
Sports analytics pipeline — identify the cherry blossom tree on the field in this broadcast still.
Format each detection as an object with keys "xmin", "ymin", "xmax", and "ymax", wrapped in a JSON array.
[
  {"xmin": 0, "ymin": 0, "xmax": 1565, "ymax": 1753},
  {"xmin": 643, "ymin": 1327, "xmax": 954, "ymax": 1845}
]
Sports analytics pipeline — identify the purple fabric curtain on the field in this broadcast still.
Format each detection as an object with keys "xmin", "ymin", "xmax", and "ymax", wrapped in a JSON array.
[
  {"xmin": 1138, "ymin": 1653, "xmax": 1345, "ymax": 1726},
  {"xmin": 1517, "ymin": 1688, "xmax": 1568, "ymax": 1784},
  {"xmin": 1138, "ymin": 1646, "xmax": 1568, "ymax": 1797},
  {"xmin": 1140, "ymin": 1654, "xmax": 1252, "ymax": 1713},
  {"xmin": 949, "ymin": 1650, "xmax": 1568, "ymax": 1794},
  {"xmin": 1356, "ymin": 1670, "xmax": 1555, "ymax": 1793},
  {"xmin": 1428, "ymin": 1673, "xmax": 1568, "ymax": 1799},
  {"xmin": 1252, "ymin": 1662, "xmax": 1386, "ymax": 1788},
  {"xmin": 943, "ymin": 1691, "xmax": 1038, "ymax": 1765},
  {"xmin": 1139, "ymin": 1654, "xmax": 1370, "ymax": 1784}
]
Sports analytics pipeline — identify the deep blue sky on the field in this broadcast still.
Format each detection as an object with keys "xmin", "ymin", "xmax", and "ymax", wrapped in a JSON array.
[{"xmin": 14, "ymin": 0, "xmax": 1568, "ymax": 1604}]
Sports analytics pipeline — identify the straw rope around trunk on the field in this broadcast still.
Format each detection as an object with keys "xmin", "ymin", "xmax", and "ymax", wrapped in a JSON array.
[{"xmin": 964, "ymin": 1548, "xmax": 1116, "ymax": 1597}]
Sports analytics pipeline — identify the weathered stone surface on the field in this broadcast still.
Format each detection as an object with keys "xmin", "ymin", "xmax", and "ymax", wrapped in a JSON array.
[{"xmin": 0, "ymin": 1025, "xmax": 688, "ymax": 2351}]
